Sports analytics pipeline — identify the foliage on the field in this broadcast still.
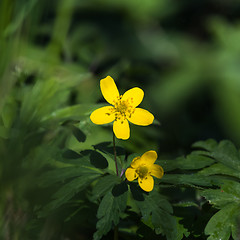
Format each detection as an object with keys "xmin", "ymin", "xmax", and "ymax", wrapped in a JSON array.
[{"xmin": 1, "ymin": 0, "xmax": 240, "ymax": 239}]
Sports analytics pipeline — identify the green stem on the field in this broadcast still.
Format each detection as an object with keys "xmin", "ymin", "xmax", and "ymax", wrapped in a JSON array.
[
  {"xmin": 113, "ymin": 133, "xmax": 119, "ymax": 240},
  {"xmin": 113, "ymin": 132, "xmax": 118, "ymax": 176},
  {"xmin": 114, "ymin": 226, "xmax": 118, "ymax": 240}
]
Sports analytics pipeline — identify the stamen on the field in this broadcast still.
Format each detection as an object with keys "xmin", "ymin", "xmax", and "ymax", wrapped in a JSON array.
[
  {"xmin": 113, "ymin": 97, "xmax": 135, "ymax": 121},
  {"xmin": 136, "ymin": 165, "xmax": 149, "ymax": 179}
]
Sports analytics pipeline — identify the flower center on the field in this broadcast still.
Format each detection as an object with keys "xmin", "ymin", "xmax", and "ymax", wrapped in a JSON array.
[
  {"xmin": 115, "ymin": 100, "xmax": 128, "ymax": 115},
  {"xmin": 136, "ymin": 165, "xmax": 149, "ymax": 179},
  {"xmin": 112, "ymin": 96, "xmax": 135, "ymax": 121}
]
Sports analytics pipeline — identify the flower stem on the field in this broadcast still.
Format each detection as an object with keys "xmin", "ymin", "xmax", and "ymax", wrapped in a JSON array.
[
  {"xmin": 113, "ymin": 132, "xmax": 118, "ymax": 176},
  {"xmin": 114, "ymin": 226, "xmax": 118, "ymax": 240},
  {"xmin": 113, "ymin": 134, "xmax": 119, "ymax": 240}
]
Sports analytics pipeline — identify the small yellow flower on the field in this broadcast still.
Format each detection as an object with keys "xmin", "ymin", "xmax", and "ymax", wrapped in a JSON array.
[
  {"xmin": 90, "ymin": 76, "xmax": 154, "ymax": 140},
  {"xmin": 125, "ymin": 150, "xmax": 164, "ymax": 192}
]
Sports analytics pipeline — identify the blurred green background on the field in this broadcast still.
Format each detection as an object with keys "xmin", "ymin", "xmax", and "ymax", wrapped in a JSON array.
[{"xmin": 1, "ymin": 0, "xmax": 240, "ymax": 239}]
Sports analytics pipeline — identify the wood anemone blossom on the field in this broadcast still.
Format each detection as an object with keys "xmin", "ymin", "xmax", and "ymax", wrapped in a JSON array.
[
  {"xmin": 90, "ymin": 76, "xmax": 154, "ymax": 140},
  {"xmin": 125, "ymin": 150, "xmax": 164, "ymax": 192}
]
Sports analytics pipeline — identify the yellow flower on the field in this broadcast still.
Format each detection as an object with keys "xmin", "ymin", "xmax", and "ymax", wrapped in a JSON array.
[
  {"xmin": 90, "ymin": 76, "xmax": 154, "ymax": 140},
  {"xmin": 125, "ymin": 150, "xmax": 164, "ymax": 192}
]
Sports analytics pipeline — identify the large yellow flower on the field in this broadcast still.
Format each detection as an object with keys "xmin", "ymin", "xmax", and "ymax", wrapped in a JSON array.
[
  {"xmin": 90, "ymin": 76, "xmax": 154, "ymax": 140},
  {"xmin": 125, "ymin": 150, "xmax": 164, "ymax": 192}
]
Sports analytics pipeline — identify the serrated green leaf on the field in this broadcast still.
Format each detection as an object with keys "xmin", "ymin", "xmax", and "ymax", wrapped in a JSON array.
[
  {"xmin": 201, "ymin": 179, "xmax": 240, "ymax": 240},
  {"xmin": 191, "ymin": 150, "xmax": 213, "ymax": 157},
  {"xmin": 192, "ymin": 139, "xmax": 218, "ymax": 151},
  {"xmin": 199, "ymin": 163, "xmax": 240, "ymax": 179},
  {"xmin": 135, "ymin": 191, "xmax": 177, "ymax": 240},
  {"xmin": 92, "ymin": 174, "xmax": 121, "ymax": 200},
  {"xmin": 221, "ymin": 180, "xmax": 240, "ymax": 198},
  {"xmin": 153, "ymin": 209, "xmax": 176, "ymax": 238},
  {"xmin": 205, "ymin": 203, "xmax": 239, "ymax": 240},
  {"xmin": 93, "ymin": 188, "xmax": 128, "ymax": 240},
  {"xmin": 201, "ymin": 189, "xmax": 238, "ymax": 208},
  {"xmin": 178, "ymin": 154, "xmax": 215, "ymax": 170},
  {"xmin": 176, "ymin": 217, "xmax": 190, "ymax": 240},
  {"xmin": 211, "ymin": 140, "xmax": 240, "ymax": 171},
  {"xmin": 161, "ymin": 174, "xmax": 212, "ymax": 187},
  {"xmin": 160, "ymin": 154, "xmax": 215, "ymax": 172},
  {"xmin": 232, "ymin": 215, "xmax": 240, "ymax": 240}
]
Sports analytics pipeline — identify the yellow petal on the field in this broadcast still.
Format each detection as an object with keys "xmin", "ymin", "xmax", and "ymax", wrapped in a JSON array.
[
  {"xmin": 141, "ymin": 150, "xmax": 157, "ymax": 165},
  {"xmin": 125, "ymin": 167, "xmax": 138, "ymax": 181},
  {"xmin": 138, "ymin": 175, "xmax": 154, "ymax": 192},
  {"xmin": 130, "ymin": 156, "xmax": 142, "ymax": 168},
  {"xmin": 128, "ymin": 108, "xmax": 154, "ymax": 126},
  {"xmin": 150, "ymin": 164, "xmax": 164, "ymax": 179},
  {"xmin": 90, "ymin": 106, "xmax": 115, "ymax": 124},
  {"xmin": 100, "ymin": 76, "xmax": 119, "ymax": 105},
  {"xmin": 113, "ymin": 119, "xmax": 130, "ymax": 140},
  {"xmin": 122, "ymin": 87, "xmax": 144, "ymax": 108}
]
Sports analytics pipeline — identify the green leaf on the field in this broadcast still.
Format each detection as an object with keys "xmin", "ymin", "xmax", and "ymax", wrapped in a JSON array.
[
  {"xmin": 92, "ymin": 174, "xmax": 121, "ymax": 200},
  {"xmin": 192, "ymin": 139, "xmax": 218, "ymax": 151},
  {"xmin": 20, "ymin": 79, "xmax": 69, "ymax": 126},
  {"xmin": 62, "ymin": 149, "xmax": 82, "ymax": 159},
  {"xmin": 89, "ymin": 150, "xmax": 109, "ymax": 169},
  {"xmin": 178, "ymin": 154, "xmax": 215, "ymax": 170},
  {"xmin": 160, "ymin": 154, "xmax": 215, "ymax": 172},
  {"xmin": 199, "ymin": 163, "xmax": 240, "ymax": 179},
  {"xmin": 211, "ymin": 140, "xmax": 240, "ymax": 171},
  {"xmin": 221, "ymin": 180, "xmax": 240, "ymax": 198},
  {"xmin": 205, "ymin": 203, "xmax": 239, "ymax": 240},
  {"xmin": 42, "ymin": 103, "xmax": 106, "ymax": 122},
  {"xmin": 93, "ymin": 141, "xmax": 125, "ymax": 157},
  {"xmin": 135, "ymin": 190, "xmax": 177, "ymax": 240},
  {"xmin": 0, "ymin": 125, "xmax": 9, "ymax": 139},
  {"xmin": 95, "ymin": 151, "xmax": 121, "ymax": 175},
  {"xmin": 70, "ymin": 125, "xmax": 86, "ymax": 142},
  {"xmin": 39, "ymin": 165, "xmax": 102, "ymax": 187},
  {"xmin": 93, "ymin": 188, "xmax": 128, "ymax": 240},
  {"xmin": 201, "ymin": 179, "xmax": 240, "ymax": 240},
  {"xmin": 38, "ymin": 170, "xmax": 101, "ymax": 216},
  {"xmin": 80, "ymin": 149, "xmax": 109, "ymax": 169},
  {"xmin": 161, "ymin": 174, "xmax": 213, "ymax": 187},
  {"xmin": 93, "ymin": 142, "xmax": 125, "ymax": 172},
  {"xmin": 1, "ymin": 97, "xmax": 17, "ymax": 128},
  {"xmin": 201, "ymin": 189, "xmax": 238, "ymax": 208},
  {"xmin": 176, "ymin": 217, "xmax": 190, "ymax": 240},
  {"xmin": 191, "ymin": 140, "xmax": 240, "ymax": 175}
]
